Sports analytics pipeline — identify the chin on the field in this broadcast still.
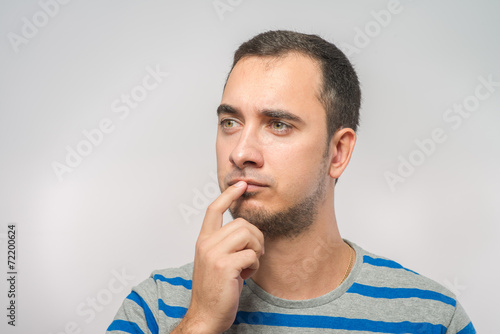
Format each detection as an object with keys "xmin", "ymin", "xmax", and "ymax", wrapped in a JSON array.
[{"xmin": 230, "ymin": 200, "xmax": 267, "ymax": 219}]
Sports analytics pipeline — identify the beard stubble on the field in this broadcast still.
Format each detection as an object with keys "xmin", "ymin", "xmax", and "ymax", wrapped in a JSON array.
[{"xmin": 228, "ymin": 156, "xmax": 330, "ymax": 240}]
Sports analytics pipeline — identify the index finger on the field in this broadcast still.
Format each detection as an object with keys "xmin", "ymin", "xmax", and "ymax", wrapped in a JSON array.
[{"xmin": 200, "ymin": 181, "xmax": 248, "ymax": 235}]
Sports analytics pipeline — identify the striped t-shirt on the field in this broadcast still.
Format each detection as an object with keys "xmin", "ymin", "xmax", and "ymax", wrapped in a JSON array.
[{"xmin": 107, "ymin": 240, "xmax": 475, "ymax": 333}]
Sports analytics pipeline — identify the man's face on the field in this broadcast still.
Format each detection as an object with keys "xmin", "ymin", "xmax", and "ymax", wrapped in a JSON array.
[{"xmin": 216, "ymin": 53, "xmax": 332, "ymax": 239}]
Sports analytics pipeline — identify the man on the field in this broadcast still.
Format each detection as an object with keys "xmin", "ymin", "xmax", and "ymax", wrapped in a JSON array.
[{"xmin": 107, "ymin": 30, "xmax": 475, "ymax": 333}]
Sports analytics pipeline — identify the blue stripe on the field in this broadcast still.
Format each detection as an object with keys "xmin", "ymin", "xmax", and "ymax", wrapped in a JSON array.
[
  {"xmin": 348, "ymin": 283, "xmax": 456, "ymax": 307},
  {"xmin": 158, "ymin": 299, "xmax": 188, "ymax": 318},
  {"xmin": 156, "ymin": 300, "xmax": 448, "ymax": 333},
  {"xmin": 363, "ymin": 255, "xmax": 419, "ymax": 274},
  {"xmin": 457, "ymin": 322, "xmax": 476, "ymax": 334},
  {"xmin": 107, "ymin": 319, "xmax": 145, "ymax": 334},
  {"xmin": 233, "ymin": 311, "xmax": 446, "ymax": 333},
  {"xmin": 127, "ymin": 291, "xmax": 159, "ymax": 334},
  {"xmin": 154, "ymin": 275, "xmax": 192, "ymax": 290},
  {"xmin": 152, "ymin": 275, "xmax": 242, "ymax": 289}
]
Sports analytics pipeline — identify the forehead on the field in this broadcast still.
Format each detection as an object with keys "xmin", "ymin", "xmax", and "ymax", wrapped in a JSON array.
[{"xmin": 221, "ymin": 54, "xmax": 325, "ymax": 121}]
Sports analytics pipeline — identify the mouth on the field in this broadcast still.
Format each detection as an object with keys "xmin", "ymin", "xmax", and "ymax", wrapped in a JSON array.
[{"xmin": 228, "ymin": 179, "xmax": 268, "ymax": 192}]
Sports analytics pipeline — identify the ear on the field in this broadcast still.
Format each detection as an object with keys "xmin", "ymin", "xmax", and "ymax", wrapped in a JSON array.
[{"xmin": 328, "ymin": 128, "xmax": 357, "ymax": 180}]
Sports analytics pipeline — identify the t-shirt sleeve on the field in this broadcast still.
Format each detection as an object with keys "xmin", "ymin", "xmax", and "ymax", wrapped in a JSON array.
[
  {"xmin": 106, "ymin": 277, "xmax": 160, "ymax": 334},
  {"xmin": 445, "ymin": 300, "xmax": 476, "ymax": 334}
]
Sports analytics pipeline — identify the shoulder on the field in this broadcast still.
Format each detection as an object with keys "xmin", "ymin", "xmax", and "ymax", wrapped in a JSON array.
[
  {"xmin": 354, "ymin": 244, "xmax": 454, "ymax": 300},
  {"xmin": 149, "ymin": 262, "xmax": 194, "ymax": 286},
  {"xmin": 130, "ymin": 262, "xmax": 194, "ymax": 310},
  {"xmin": 136, "ymin": 262, "xmax": 194, "ymax": 294},
  {"xmin": 106, "ymin": 263, "xmax": 194, "ymax": 333},
  {"xmin": 348, "ymin": 242, "xmax": 474, "ymax": 332}
]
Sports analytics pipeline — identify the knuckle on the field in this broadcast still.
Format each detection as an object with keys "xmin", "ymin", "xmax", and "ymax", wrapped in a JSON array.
[
  {"xmin": 245, "ymin": 250, "xmax": 259, "ymax": 262},
  {"xmin": 213, "ymin": 257, "xmax": 226, "ymax": 271},
  {"xmin": 205, "ymin": 203, "xmax": 217, "ymax": 214},
  {"xmin": 250, "ymin": 226, "xmax": 264, "ymax": 242},
  {"xmin": 236, "ymin": 226, "xmax": 252, "ymax": 238},
  {"xmin": 196, "ymin": 238, "xmax": 210, "ymax": 253},
  {"xmin": 205, "ymin": 248, "xmax": 217, "ymax": 261},
  {"xmin": 233, "ymin": 217, "xmax": 248, "ymax": 225},
  {"xmin": 201, "ymin": 249, "xmax": 219, "ymax": 269},
  {"xmin": 244, "ymin": 225, "xmax": 263, "ymax": 242}
]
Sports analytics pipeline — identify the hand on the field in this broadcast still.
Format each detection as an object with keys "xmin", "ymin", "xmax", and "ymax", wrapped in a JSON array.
[{"xmin": 175, "ymin": 181, "xmax": 265, "ymax": 334}]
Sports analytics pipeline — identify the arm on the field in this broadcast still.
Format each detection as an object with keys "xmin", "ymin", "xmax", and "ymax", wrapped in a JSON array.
[
  {"xmin": 445, "ymin": 301, "xmax": 476, "ymax": 334},
  {"xmin": 107, "ymin": 281, "xmax": 159, "ymax": 334}
]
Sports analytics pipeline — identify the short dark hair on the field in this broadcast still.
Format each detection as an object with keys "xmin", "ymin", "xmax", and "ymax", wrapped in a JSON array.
[{"xmin": 227, "ymin": 30, "xmax": 361, "ymax": 140}]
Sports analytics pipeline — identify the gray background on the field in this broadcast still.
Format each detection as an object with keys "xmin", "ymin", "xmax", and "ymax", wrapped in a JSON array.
[{"xmin": 1, "ymin": 0, "xmax": 498, "ymax": 333}]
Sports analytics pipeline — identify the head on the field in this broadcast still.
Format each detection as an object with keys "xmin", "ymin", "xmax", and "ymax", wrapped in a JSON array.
[
  {"xmin": 228, "ymin": 30, "xmax": 361, "ymax": 143},
  {"xmin": 216, "ymin": 30, "xmax": 361, "ymax": 239}
]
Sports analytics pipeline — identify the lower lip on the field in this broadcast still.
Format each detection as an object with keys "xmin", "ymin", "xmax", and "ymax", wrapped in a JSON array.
[{"xmin": 246, "ymin": 184, "xmax": 266, "ymax": 192}]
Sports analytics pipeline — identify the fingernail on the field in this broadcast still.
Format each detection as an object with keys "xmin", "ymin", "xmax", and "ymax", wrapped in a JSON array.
[{"xmin": 234, "ymin": 181, "xmax": 246, "ymax": 188}]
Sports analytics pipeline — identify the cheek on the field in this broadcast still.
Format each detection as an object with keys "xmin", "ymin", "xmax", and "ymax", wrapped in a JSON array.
[
  {"xmin": 215, "ymin": 141, "xmax": 226, "ymax": 172},
  {"xmin": 216, "ymin": 137, "xmax": 231, "ymax": 163},
  {"xmin": 267, "ymin": 144, "xmax": 324, "ymax": 194},
  {"xmin": 268, "ymin": 139, "xmax": 323, "ymax": 169}
]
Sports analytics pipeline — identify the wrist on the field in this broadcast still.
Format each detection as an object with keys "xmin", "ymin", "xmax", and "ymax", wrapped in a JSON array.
[{"xmin": 175, "ymin": 308, "xmax": 219, "ymax": 334}]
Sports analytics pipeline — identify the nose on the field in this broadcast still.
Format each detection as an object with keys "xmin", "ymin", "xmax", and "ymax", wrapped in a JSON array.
[{"xmin": 229, "ymin": 125, "xmax": 264, "ymax": 170}]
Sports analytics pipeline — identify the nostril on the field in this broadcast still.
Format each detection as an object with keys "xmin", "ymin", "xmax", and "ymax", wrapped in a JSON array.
[
  {"xmin": 230, "ymin": 154, "xmax": 257, "ymax": 170},
  {"xmin": 228, "ymin": 135, "xmax": 264, "ymax": 169}
]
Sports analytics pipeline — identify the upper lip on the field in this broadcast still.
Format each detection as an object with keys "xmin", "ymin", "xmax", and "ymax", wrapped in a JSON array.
[{"xmin": 228, "ymin": 179, "xmax": 268, "ymax": 187}]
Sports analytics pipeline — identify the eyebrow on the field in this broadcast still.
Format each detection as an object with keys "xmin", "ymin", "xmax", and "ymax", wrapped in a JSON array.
[{"xmin": 217, "ymin": 104, "xmax": 305, "ymax": 124}]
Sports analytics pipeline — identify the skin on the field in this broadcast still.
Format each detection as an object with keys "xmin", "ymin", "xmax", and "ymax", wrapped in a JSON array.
[{"xmin": 173, "ymin": 53, "xmax": 357, "ymax": 333}]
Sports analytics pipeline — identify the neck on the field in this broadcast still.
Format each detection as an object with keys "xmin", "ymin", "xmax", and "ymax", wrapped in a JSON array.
[{"xmin": 251, "ymin": 190, "xmax": 355, "ymax": 300}]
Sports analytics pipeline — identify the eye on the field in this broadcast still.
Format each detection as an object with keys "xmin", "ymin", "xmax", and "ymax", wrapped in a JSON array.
[
  {"xmin": 220, "ymin": 119, "xmax": 237, "ymax": 128},
  {"xmin": 270, "ymin": 121, "xmax": 292, "ymax": 134},
  {"xmin": 219, "ymin": 118, "xmax": 242, "ymax": 134}
]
